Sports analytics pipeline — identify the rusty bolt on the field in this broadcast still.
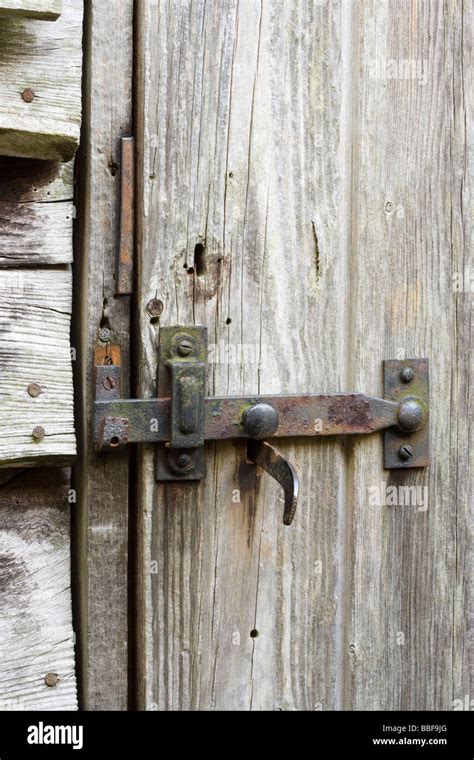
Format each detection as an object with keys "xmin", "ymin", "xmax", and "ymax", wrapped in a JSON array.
[
  {"xmin": 146, "ymin": 299, "xmax": 164, "ymax": 318},
  {"xmin": 21, "ymin": 88, "xmax": 35, "ymax": 103},
  {"xmin": 102, "ymin": 375, "xmax": 117, "ymax": 392},
  {"xmin": 27, "ymin": 383, "xmax": 42, "ymax": 398},
  {"xmin": 400, "ymin": 366, "xmax": 414, "ymax": 383},
  {"xmin": 45, "ymin": 673, "xmax": 58, "ymax": 687},
  {"xmin": 177, "ymin": 339, "xmax": 194, "ymax": 357},
  {"xmin": 32, "ymin": 426, "xmax": 45, "ymax": 442},
  {"xmin": 98, "ymin": 327, "xmax": 112, "ymax": 343},
  {"xmin": 177, "ymin": 454, "xmax": 191, "ymax": 469},
  {"xmin": 398, "ymin": 444, "xmax": 414, "ymax": 461}
]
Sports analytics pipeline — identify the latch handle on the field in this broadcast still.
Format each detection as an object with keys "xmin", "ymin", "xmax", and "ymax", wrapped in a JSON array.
[{"xmin": 248, "ymin": 439, "xmax": 299, "ymax": 526}]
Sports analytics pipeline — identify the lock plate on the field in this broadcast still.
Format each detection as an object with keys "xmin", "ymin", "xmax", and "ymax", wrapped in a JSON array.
[{"xmin": 383, "ymin": 358, "xmax": 429, "ymax": 468}]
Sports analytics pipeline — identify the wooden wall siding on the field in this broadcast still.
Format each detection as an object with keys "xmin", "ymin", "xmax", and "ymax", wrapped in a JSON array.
[
  {"xmin": 73, "ymin": 0, "xmax": 134, "ymax": 710},
  {"xmin": 0, "ymin": 469, "xmax": 77, "ymax": 710},
  {"xmin": 135, "ymin": 0, "xmax": 471, "ymax": 710},
  {"xmin": 0, "ymin": 0, "xmax": 62, "ymax": 20},
  {"xmin": 0, "ymin": 0, "xmax": 82, "ymax": 161}
]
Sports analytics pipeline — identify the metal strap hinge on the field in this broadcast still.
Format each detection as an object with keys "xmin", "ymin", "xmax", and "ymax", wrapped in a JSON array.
[{"xmin": 94, "ymin": 326, "xmax": 429, "ymax": 525}]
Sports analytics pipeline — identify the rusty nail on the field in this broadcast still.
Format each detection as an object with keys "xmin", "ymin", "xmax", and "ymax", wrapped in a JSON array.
[
  {"xmin": 21, "ymin": 88, "xmax": 35, "ymax": 103},
  {"xmin": 177, "ymin": 339, "xmax": 193, "ymax": 357},
  {"xmin": 146, "ymin": 299, "xmax": 164, "ymax": 318},
  {"xmin": 400, "ymin": 367, "xmax": 414, "ymax": 383},
  {"xmin": 32, "ymin": 426, "xmax": 45, "ymax": 442},
  {"xmin": 27, "ymin": 383, "xmax": 42, "ymax": 398},
  {"xmin": 45, "ymin": 673, "xmax": 58, "ymax": 687},
  {"xmin": 102, "ymin": 376, "xmax": 117, "ymax": 391},
  {"xmin": 398, "ymin": 444, "xmax": 414, "ymax": 461},
  {"xmin": 98, "ymin": 327, "xmax": 112, "ymax": 343}
]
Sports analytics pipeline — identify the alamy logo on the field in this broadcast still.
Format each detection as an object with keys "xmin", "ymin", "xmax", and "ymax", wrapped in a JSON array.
[
  {"xmin": 368, "ymin": 481, "xmax": 428, "ymax": 512},
  {"xmin": 27, "ymin": 722, "xmax": 83, "ymax": 751}
]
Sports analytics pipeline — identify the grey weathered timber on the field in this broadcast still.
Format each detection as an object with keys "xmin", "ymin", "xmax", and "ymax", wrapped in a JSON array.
[
  {"xmin": 0, "ymin": 0, "xmax": 62, "ymax": 19},
  {"xmin": 0, "ymin": 469, "xmax": 77, "ymax": 711},
  {"xmin": 0, "ymin": 0, "xmax": 82, "ymax": 161},
  {"xmin": 345, "ymin": 0, "xmax": 472, "ymax": 710},
  {"xmin": 135, "ymin": 0, "xmax": 349, "ymax": 710},
  {"xmin": 134, "ymin": 0, "xmax": 472, "ymax": 711},
  {"xmin": 73, "ymin": 0, "xmax": 133, "ymax": 710},
  {"xmin": 0, "ymin": 267, "xmax": 75, "ymax": 466}
]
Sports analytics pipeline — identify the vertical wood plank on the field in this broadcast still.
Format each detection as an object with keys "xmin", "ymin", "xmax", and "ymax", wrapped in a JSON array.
[
  {"xmin": 135, "ymin": 0, "xmax": 353, "ymax": 710},
  {"xmin": 346, "ymin": 0, "xmax": 471, "ymax": 709},
  {"xmin": 73, "ymin": 0, "xmax": 134, "ymax": 710}
]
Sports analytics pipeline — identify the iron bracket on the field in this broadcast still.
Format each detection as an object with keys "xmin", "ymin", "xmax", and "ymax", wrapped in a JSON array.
[{"xmin": 94, "ymin": 326, "xmax": 429, "ymax": 525}]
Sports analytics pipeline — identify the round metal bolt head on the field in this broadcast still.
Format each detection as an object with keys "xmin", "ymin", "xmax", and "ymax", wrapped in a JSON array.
[
  {"xmin": 146, "ymin": 299, "xmax": 164, "ymax": 318},
  {"xmin": 242, "ymin": 403, "xmax": 279, "ymax": 439},
  {"xmin": 397, "ymin": 398, "xmax": 424, "ymax": 432},
  {"xmin": 102, "ymin": 375, "xmax": 117, "ymax": 391},
  {"xmin": 398, "ymin": 444, "xmax": 414, "ymax": 461},
  {"xmin": 21, "ymin": 88, "xmax": 35, "ymax": 103},
  {"xmin": 177, "ymin": 339, "xmax": 194, "ymax": 357},
  {"xmin": 45, "ymin": 673, "xmax": 58, "ymax": 688},
  {"xmin": 400, "ymin": 366, "xmax": 415, "ymax": 383},
  {"xmin": 32, "ymin": 426, "xmax": 45, "ymax": 442},
  {"xmin": 177, "ymin": 454, "xmax": 191, "ymax": 468},
  {"xmin": 27, "ymin": 383, "xmax": 42, "ymax": 398},
  {"xmin": 98, "ymin": 327, "xmax": 112, "ymax": 343},
  {"xmin": 167, "ymin": 450, "xmax": 195, "ymax": 475}
]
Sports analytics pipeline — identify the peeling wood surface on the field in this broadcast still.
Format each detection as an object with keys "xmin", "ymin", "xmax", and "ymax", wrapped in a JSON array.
[
  {"xmin": 0, "ymin": 201, "xmax": 73, "ymax": 266},
  {"xmin": 73, "ymin": 0, "xmax": 134, "ymax": 710},
  {"xmin": 0, "ymin": 0, "xmax": 62, "ymax": 20},
  {"xmin": 0, "ymin": 469, "xmax": 77, "ymax": 711},
  {"xmin": 135, "ymin": 0, "xmax": 472, "ymax": 710},
  {"xmin": 0, "ymin": 0, "xmax": 82, "ymax": 161},
  {"xmin": 0, "ymin": 268, "xmax": 75, "ymax": 467}
]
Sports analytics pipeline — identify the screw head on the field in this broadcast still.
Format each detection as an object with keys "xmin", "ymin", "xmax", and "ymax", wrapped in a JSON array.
[
  {"xmin": 146, "ymin": 299, "xmax": 164, "ymax": 318},
  {"xmin": 177, "ymin": 339, "xmax": 194, "ymax": 357},
  {"xmin": 21, "ymin": 88, "xmax": 35, "ymax": 103},
  {"xmin": 102, "ymin": 375, "xmax": 117, "ymax": 391},
  {"xmin": 398, "ymin": 398, "xmax": 424, "ymax": 432},
  {"xmin": 167, "ymin": 450, "xmax": 195, "ymax": 475},
  {"xmin": 177, "ymin": 454, "xmax": 191, "ymax": 468},
  {"xmin": 44, "ymin": 673, "xmax": 58, "ymax": 687},
  {"xmin": 398, "ymin": 444, "xmax": 414, "ymax": 461},
  {"xmin": 27, "ymin": 383, "xmax": 42, "ymax": 398},
  {"xmin": 400, "ymin": 366, "xmax": 414, "ymax": 383},
  {"xmin": 98, "ymin": 327, "xmax": 112, "ymax": 343},
  {"xmin": 32, "ymin": 426, "xmax": 45, "ymax": 442}
]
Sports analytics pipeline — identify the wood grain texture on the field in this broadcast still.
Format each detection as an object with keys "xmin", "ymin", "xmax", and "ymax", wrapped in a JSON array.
[
  {"xmin": 0, "ymin": 469, "xmax": 77, "ymax": 711},
  {"xmin": 0, "ymin": 267, "xmax": 76, "ymax": 466},
  {"xmin": 0, "ymin": 0, "xmax": 62, "ymax": 20},
  {"xmin": 345, "ymin": 0, "xmax": 472, "ymax": 709},
  {"xmin": 135, "ymin": 0, "xmax": 351, "ymax": 710},
  {"xmin": 73, "ymin": 0, "xmax": 134, "ymax": 710},
  {"xmin": 0, "ymin": 200, "xmax": 73, "ymax": 266},
  {"xmin": 0, "ymin": 0, "xmax": 82, "ymax": 161}
]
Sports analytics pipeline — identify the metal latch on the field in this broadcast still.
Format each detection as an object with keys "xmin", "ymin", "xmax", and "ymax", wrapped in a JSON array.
[{"xmin": 94, "ymin": 326, "xmax": 429, "ymax": 525}]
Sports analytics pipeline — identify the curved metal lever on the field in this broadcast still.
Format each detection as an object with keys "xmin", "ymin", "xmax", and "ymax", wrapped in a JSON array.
[{"xmin": 247, "ymin": 439, "xmax": 299, "ymax": 526}]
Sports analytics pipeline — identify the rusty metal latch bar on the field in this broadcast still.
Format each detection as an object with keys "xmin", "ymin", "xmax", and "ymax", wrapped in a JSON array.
[{"xmin": 94, "ymin": 326, "xmax": 429, "ymax": 525}]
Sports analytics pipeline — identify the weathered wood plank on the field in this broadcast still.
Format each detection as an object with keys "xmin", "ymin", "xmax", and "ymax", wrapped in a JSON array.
[
  {"xmin": 135, "ymin": 0, "xmax": 350, "ymax": 710},
  {"xmin": 0, "ymin": 468, "xmax": 77, "ymax": 711},
  {"xmin": 346, "ymin": 0, "xmax": 472, "ymax": 709},
  {"xmin": 0, "ymin": 0, "xmax": 62, "ymax": 20},
  {"xmin": 0, "ymin": 0, "xmax": 82, "ymax": 161},
  {"xmin": 0, "ymin": 267, "xmax": 75, "ymax": 466},
  {"xmin": 73, "ymin": 0, "xmax": 134, "ymax": 710},
  {"xmin": 0, "ymin": 201, "xmax": 73, "ymax": 265}
]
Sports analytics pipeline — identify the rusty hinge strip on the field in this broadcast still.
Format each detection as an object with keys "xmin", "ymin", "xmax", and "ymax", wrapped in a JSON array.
[{"xmin": 116, "ymin": 136, "xmax": 135, "ymax": 295}]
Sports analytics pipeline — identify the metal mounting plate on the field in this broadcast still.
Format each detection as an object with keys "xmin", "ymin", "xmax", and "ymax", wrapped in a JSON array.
[{"xmin": 383, "ymin": 359, "xmax": 429, "ymax": 468}]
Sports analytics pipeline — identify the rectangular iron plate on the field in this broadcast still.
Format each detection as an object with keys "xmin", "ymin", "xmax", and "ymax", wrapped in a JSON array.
[{"xmin": 384, "ymin": 358, "xmax": 429, "ymax": 468}]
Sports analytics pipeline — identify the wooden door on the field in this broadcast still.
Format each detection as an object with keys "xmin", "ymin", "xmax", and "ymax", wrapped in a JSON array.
[{"xmin": 131, "ymin": 0, "xmax": 471, "ymax": 711}]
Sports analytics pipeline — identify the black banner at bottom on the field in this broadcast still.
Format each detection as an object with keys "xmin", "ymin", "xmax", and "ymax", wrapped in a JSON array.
[{"xmin": 0, "ymin": 711, "xmax": 470, "ymax": 758}]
